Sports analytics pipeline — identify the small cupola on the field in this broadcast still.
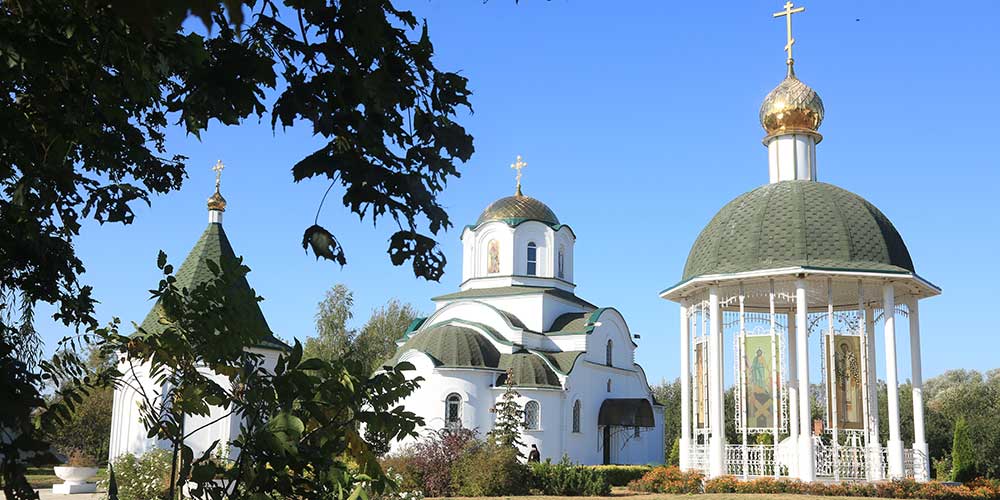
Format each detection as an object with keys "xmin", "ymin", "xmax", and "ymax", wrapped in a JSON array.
[{"xmin": 460, "ymin": 156, "xmax": 576, "ymax": 291}]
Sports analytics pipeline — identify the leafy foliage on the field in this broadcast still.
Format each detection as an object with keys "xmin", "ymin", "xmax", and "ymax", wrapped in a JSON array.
[
  {"xmin": 90, "ymin": 252, "xmax": 423, "ymax": 499},
  {"xmin": 489, "ymin": 370, "xmax": 525, "ymax": 453},
  {"xmin": 2, "ymin": 0, "xmax": 471, "ymax": 494}
]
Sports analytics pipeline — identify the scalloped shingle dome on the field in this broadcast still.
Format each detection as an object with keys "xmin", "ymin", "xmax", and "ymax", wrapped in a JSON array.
[
  {"xmin": 683, "ymin": 181, "xmax": 914, "ymax": 281},
  {"xmin": 497, "ymin": 351, "xmax": 561, "ymax": 388},
  {"xmin": 476, "ymin": 194, "xmax": 559, "ymax": 227},
  {"xmin": 394, "ymin": 323, "xmax": 500, "ymax": 368}
]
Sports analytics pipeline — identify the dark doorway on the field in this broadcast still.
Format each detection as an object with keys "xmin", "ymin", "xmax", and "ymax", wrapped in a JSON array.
[{"xmin": 602, "ymin": 426, "xmax": 611, "ymax": 465}]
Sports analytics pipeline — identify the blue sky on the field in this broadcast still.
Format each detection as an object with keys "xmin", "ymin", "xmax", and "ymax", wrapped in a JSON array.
[{"xmin": 37, "ymin": 1, "xmax": 1000, "ymax": 386}]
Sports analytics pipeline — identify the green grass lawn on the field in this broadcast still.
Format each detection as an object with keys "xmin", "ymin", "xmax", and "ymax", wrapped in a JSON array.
[{"xmin": 24, "ymin": 466, "xmax": 107, "ymax": 489}]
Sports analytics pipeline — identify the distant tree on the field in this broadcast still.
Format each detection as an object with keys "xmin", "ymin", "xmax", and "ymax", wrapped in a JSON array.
[
  {"xmin": 490, "ymin": 370, "xmax": 525, "ymax": 454},
  {"xmin": 303, "ymin": 284, "xmax": 419, "ymax": 373},
  {"xmin": 355, "ymin": 299, "xmax": 419, "ymax": 374},
  {"xmin": 303, "ymin": 285, "xmax": 356, "ymax": 362},
  {"xmin": 651, "ymin": 378, "xmax": 681, "ymax": 457},
  {"xmin": 951, "ymin": 417, "xmax": 976, "ymax": 482},
  {"xmin": 44, "ymin": 345, "xmax": 115, "ymax": 464}
]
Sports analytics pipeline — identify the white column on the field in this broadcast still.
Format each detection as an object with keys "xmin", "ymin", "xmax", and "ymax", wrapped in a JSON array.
[
  {"xmin": 909, "ymin": 298, "xmax": 929, "ymax": 481},
  {"xmin": 708, "ymin": 287, "xmax": 725, "ymax": 477},
  {"xmin": 883, "ymin": 284, "xmax": 904, "ymax": 479},
  {"xmin": 864, "ymin": 303, "xmax": 883, "ymax": 480},
  {"xmin": 786, "ymin": 307, "xmax": 799, "ymax": 478},
  {"xmin": 795, "ymin": 279, "xmax": 815, "ymax": 482},
  {"xmin": 679, "ymin": 303, "xmax": 692, "ymax": 471}
]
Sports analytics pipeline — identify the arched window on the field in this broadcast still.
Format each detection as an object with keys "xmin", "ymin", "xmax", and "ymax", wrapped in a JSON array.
[
  {"xmin": 487, "ymin": 240, "xmax": 500, "ymax": 274},
  {"xmin": 526, "ymin": 242, "xmax": 537, "ymax": 276},
  {"xmin": 557, "ymin": 246, "xmax": 565, "ymax": 279},
  {"xmin": 445, "ymin": 393, "xmax": 462, "ymax": 430},
  {"xmin": 607, "ymin": 379, "xmax": 612, "ymax": 392},
  {"xmin": 524, "ymin": 400, "xmax": 540, "ymax": 430},
  {"xmin": 572, "ymin": 400, "xmax": 581, "ymax": 433},
  {"xmin": 606, "ymin": 339, "xmax": 613, "ymax": 367}
]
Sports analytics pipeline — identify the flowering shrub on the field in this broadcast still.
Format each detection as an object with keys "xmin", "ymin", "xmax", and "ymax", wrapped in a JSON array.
[
  {"xmin": 99, "ymin": 449, "xmax": 172, "ymax": 500},
  {"xmin": 686, "ymin": 474, "xmax": 1000, "ymax": 500},
  {"xmin": 627, "ymin": 466, "xmax": 703, "ymax": 494}
]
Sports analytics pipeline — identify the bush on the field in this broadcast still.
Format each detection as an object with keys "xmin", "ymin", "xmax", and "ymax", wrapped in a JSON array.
[
  {"xmin": 101, "ymin": 449, "xmax": 172, "ymax": 500},
  {"xmin": 391, "ymin": 428, "xmax": 477, "ymax": 497},
  {"xmin": 450, "ymin": 441, "xmax": 529, "ymax": 497},
  {"xmin": 627, "ymin": 465, "xmax": 702, "ymax": 494},
  {"xmin": 583, "ymin": 464, "xmax": 652, "ymax": 486},
  {"xmin": 953, "ymin": 417, "xmax": 978, "ymax": 483},
  {"xmin": 529, "ymin": 457, "xmax": 611, "ymax": 496}
]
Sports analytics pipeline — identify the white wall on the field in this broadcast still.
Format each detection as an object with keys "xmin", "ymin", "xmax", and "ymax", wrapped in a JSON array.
[{"xmin": 109, "ymin": 347, "xmax": 281, "ymax": 463}]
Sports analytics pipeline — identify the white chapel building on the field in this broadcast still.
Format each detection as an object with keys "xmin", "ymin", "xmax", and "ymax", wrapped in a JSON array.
[{"xmin": 385, "ymin": 169, "xmax": 665, "ymax": 465}]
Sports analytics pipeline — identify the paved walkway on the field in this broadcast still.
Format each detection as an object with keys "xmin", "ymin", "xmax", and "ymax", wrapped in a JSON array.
[{"xmin": 0, "ymin": 490, "xmax": 101, "ymax": 500}]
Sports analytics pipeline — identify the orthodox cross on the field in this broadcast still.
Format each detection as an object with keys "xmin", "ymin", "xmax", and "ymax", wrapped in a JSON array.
[
  {"xmin": 773, "ymin": 1, "xmax": 806, "ymax": 71},
  {"xmin": 511, "ymin": 155, "xmax": 527, "ymax": 196},
  {"xmin": 213, "ymin": 159, "xmax": 225, "ymax": 191}
]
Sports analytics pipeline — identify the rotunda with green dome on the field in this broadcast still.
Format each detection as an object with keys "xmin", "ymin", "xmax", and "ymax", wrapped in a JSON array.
[{"xmin": 661, "ymin": 2, "xmax": 938, "ymax": 486}]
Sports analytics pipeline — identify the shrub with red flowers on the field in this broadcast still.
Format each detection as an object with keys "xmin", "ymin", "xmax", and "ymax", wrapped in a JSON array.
[{"xmin": 627, "ymin": 466, "xmax": 703, "ymax": 494}]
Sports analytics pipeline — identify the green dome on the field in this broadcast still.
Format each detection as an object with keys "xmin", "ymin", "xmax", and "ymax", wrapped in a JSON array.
[
  {"xmin": 497, "ymin": 352, "xmax": 561, "ymax": 388},
  {"xmin": 395, "ymin": 323, "xmax": 500, "ymax": 368},
  {"xmin": 683, "ymin": 180, "xmax": 914, "ymax": 281},
  {"xmin": 476, "ymin": 194, "xmax": 559, "ymax": 227}
]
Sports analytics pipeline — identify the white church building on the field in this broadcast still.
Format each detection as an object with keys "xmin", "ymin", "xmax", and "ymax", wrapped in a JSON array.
[{"xmin": 385, "ymin": 162, "xmax": 665, "ymax": 465}]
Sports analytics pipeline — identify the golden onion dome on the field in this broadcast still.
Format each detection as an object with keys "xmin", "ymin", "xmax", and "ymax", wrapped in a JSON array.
[
  {"xmin": 475, "ymin": 193, "xmax": 559, "ymax": 227},
  {"xmin": 207, "ymin": 189, "xmax": 227, "ymax": 212},
  {"xmin": 759, "ymin": 70, "xmax": 825, "ymax": 139}
]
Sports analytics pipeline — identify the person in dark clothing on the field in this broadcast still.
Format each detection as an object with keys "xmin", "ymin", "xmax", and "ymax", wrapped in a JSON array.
[{"xmin": 527, "ymin": 444, "xmax": 540, "ymax": 463}]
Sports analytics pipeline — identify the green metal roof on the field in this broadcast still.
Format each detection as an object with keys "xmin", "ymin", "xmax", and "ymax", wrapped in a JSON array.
[
  {"xmin": 536, "ymin": 350, "xmax": 583, "ymax": 375},
  {"xmin": 432, "ymin": 286, "xmax": 596, "ymax": 309},
  {"xmin": 682, "ymin": 180, "xmax": 914, "ymax": 282},
  {"xmin": 391, "ymin": 323, "xmax": 501, "ymax": 368},
  {"xmin": 497, "ymin": 351, "xmax": 562, "ymax": 388},
  {"xmin": 138, "ymin": 223, "xmax": 288, "ymax": 351}
]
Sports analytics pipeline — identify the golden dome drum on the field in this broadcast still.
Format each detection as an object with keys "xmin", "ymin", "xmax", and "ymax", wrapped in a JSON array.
[{"xmin": 759, "ymin": 74, "xmax": 825, "ymax": 139}]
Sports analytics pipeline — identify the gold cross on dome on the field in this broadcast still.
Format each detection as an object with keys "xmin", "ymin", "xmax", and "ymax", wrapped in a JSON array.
[
  {"xmin": 773, "ymin": 1, "xmax": 806, "ymax": 72},
  {"xmin": 213, "ymin": 159, "xmax": 225, "ymax": 191},
  {"xmin": 510, "ymin": 155, "xmax": 527, "ymax": 196}
]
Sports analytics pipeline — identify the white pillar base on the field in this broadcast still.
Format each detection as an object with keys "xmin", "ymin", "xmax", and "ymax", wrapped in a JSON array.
[
  {"xmin": 798, "ymin": 434, "xmax": 815, "ymax": 482},
  {"xmin": 709, "ymin": 435, "xmax": 725, "ymax": 477},
  {"xmin": 679, "ymin": 437, "xmax": 691, "ymax": 471},
  {"xmin": 868, "ymin": 443, "xmax": 884, "ymax": 481},
  {"xmin": 913, "ymin": 441, "xmax": 930, "ymax": 482},
  {"xmin": 887, "ymin": 438, "xmax": 905, "ymax": 479}
]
